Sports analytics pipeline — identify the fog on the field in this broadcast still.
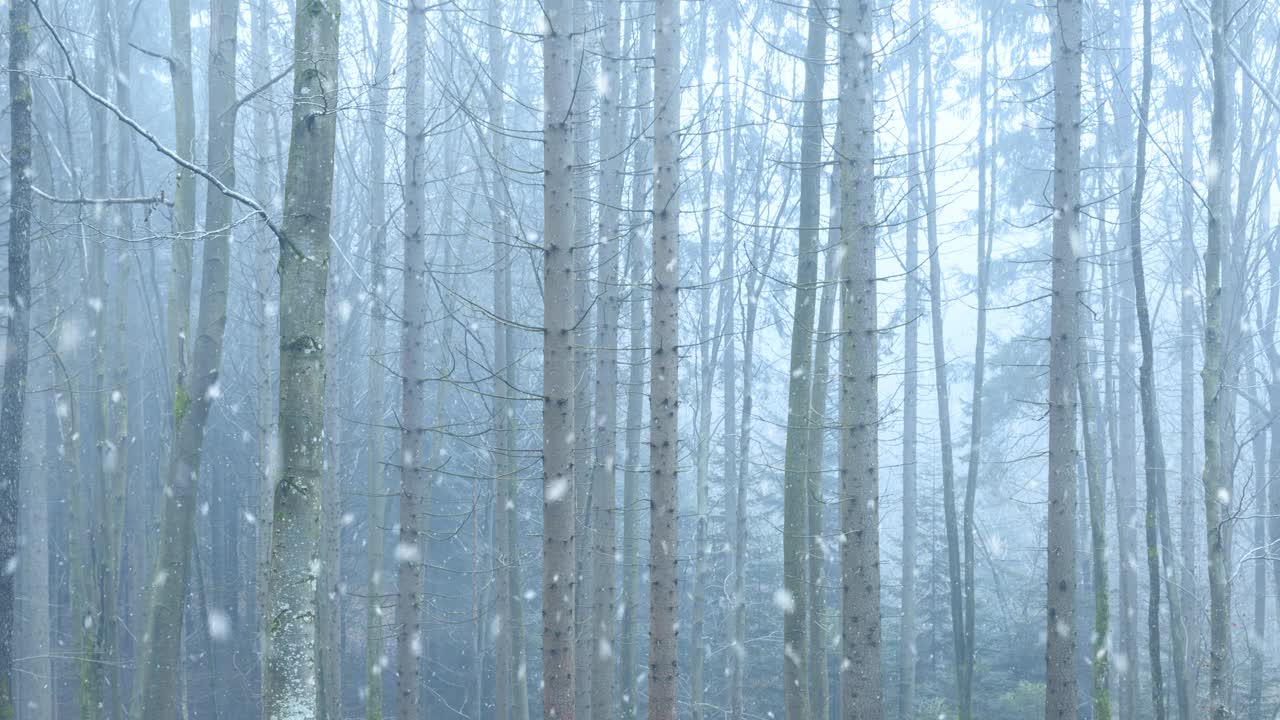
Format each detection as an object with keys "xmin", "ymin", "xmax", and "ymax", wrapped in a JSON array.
[{"xmin": 0, "ymin": 0, "xmax": 1276, "ymax": 718}]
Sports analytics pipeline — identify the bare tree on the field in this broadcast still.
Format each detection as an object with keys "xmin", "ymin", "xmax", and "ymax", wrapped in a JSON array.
[
  {"xmin": 264, "ymin": 0, "xmax": 342, "ymax": 711},
  {"xmin": 542, "ymin": 0, "xmax": 579, "ymax": 715},
  {"xmin": 837, "ymin": 0, "xmax": 882, "ymax": 716},
  {"xmin": 1044, "ymin": 0, "xmax": 1082, "ymax": 717},
  {"xmin": 648, "ymin": 2, "xmax": 681, "ymax": 720}
]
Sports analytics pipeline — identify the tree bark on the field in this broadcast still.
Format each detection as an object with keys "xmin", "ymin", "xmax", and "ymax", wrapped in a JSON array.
[
  {"xmin": 900, "ymin": 2, "xmax": 922, "ymax": 714},
  {"xmin": 620, "ymin": 6, "xmax": 653, "ymax": 716},
  {"xmin": 264, "ymin": 0, "xmax": 342, "ymax": 711},
  {"xmin": 837, "ymin": 0, "xmax": 883, "ymax": 716},
  {"xmin": 648, "ymin": 1, "xmax": 680, "ymax": 717},
  {"xmin": 1045, "ymin": 1, "xmax": 1082, "ymax": 719},
  {"xmin": 1202, "ymin": 1, "xmax": 1232, "ymax": 717},
  {"xmin": 591, "ymin": 0, "xmax": 624, "ymax": 715},
  {"xmin": 782, "ymin": 4, "xmax": 827, "ymax": 718},
  {"xmin": 364, "ymin": 1, "xmax": 391, "ymax": 717},
  {"xmin": 138, "ymin": 0, "xmax": 240, "ymax": 710},
  {"xmin": 395, "ymin": 0, "xmax": 428, "ymax": 715},
  {"xmin": 542, "ymin": 0, "xmax": 578, "ymax": 715},
  {"xmin": 0, "ymin": 0, "xmax": 33, "ymax": 704}
]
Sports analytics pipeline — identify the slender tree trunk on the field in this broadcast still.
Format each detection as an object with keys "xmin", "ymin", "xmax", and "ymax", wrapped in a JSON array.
[
  {"xmin": 363, "ymin": 1, "xmax": 391, "ymax": 717},
  {"xmin": 620, "ymin": 7, "xmax": 653, "ymax": 716},
  {"xmin": 1202, "ymin": 2, "xmax": 1231, "ymax": 717},
  {"xmin": 900, "ymin": 4, "xmax": 921, "ymax": 715},
  {"xmin": 264, "ymin": 0, "xmax": 342, "ymax": 710},
  {"xmin": 252, "ymin": 2, "xmax": 278, "ymax": 710},
  {"xmin": 1247, "ymin": 363, "xmax": 1265, "ymax": 720},
  {"xmin": 691, "ymin": 17, "xmax": 712, "ymax": 720},
  {"xmin": 592, "ymin": 0, "xmax": 624, "ymax": 714},
  {"xmin": 395, "ymin": 0, "xmax": 428, "ymax": 716},
  {"xmin": 138, "ymin": 0, "xmax": 240, "ymax": 709},
  {"xmin": 486, "ymin": 2, "xmax": 526, "ymax": 718},
  {"xmin": 1045, "ymin": 0, "xmax": 1082, "ymax": 718},
  {"xmin": 165, "ymin": 0, "xmax": 197, "ymax": 408},
  {"xmin": 837, "ymin": 0, "xmax": 882, "ymax": 715},
  {"xmin": 1177, "ymin": 48, "xmax": 1199, "ymax": 710},
  {"xmin": 717, "ymin": 7, "xmax": 743, "ymax": 719},
  {"xmin": 1127, "ymin": 2, "xmax": 1189, "ymax": 716},
  {"xmin": 648, "ymin": 1, "xmax": 680, "ymax": 717},
  {"xmin": 1077, "ymin": 310, "xmax": 1110, "ymax": 720},
  {"xmin": 542, "ymin": 0, "xmax": 578, "ymax": 716},
  {"xmin": 0, "ymin": 0, "xmax": 33, "ymax": 704},
  {"xmin": 922, "ymin": 8, "xmax": 971, "ymax": 716},
  {"xmin": 809, "ymin": 197, "xmax": 838, "ymax": 720},
  {"xmin": 782, "ymin": 4, "xmax": 827, "ymax": 718},
  {"xmin": 572, "ymin": 0, "xmax": 598, "ymax": 705},
  {"xmin": 960, "ymin": 14, "xmax": 994, "ymax": 716}
]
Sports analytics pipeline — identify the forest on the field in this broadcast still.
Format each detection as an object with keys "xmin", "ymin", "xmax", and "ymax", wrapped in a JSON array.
[{"xmin": 0, "ymin": 0, "xmax": 1276, "ymax": 717}]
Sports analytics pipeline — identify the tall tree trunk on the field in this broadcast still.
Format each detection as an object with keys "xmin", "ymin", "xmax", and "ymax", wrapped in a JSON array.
[
  {"xmin": 252, "ymin": 0, "xmax": 278, "ymax": 705},
  {"xmin": 922, "ymin": 7, "xmax": 970, "ymax": 716},
  {"xmin": 1045, "ymin": 0, "xmax": 1082, "ymax": 718},
  {"xmin": 691, "ymin": 16, "xmax": 713, "ymax": 720},
  {"xmin": 716, "ymin": 7, "xmax": 743, "ymax": 719},
  {"xmin": 1077, "ymin": 307, "xmax": 1110, "ymax": 720},
  {"xmin": 395, "ymin": 0, "xmax": 428, "ymax": 716},
  {"xmin": 572, "ymin": 0, "xmax": 597, "ymax": 706},
  {"xmin": 0, "ymin": 0, "xmax": 33, "ymax": 704},
  {"xmin": 1202, "ymin": 1, "xmax": 1232, "ymax": 717},
  {"xmin": 1127, "ymin": 1, "xmax": 1189, "ymax": 716},
  {"xmin": 1177, "ymin": 45, "xmax": 1199, "ymax": 707},
  {"xmin": 648, "ymin": 0, "xmax": 680, "ymax": 717},
  {"xmin": 837, "ymin": 0, "xmax": 882, "ymax": 716},
  {"xmin": 138, "ymin": 0, "xmax": 240, "ymax": 709},
  {"xmin": 592, "ymin": 0, "xmax": 624, "ymax": 714},
  {"xmin": 364, "ymin": 1, "xmax": 391, "ymax": 717},
  {"xmin": 960, "ymin": 14, "xmax": 994, "ymax": 717},
  {"xmin": 808, "ymin": 197, "xmax": 838, "ymax": 720},
  {"xmin": 782, "ymin": 4, "xmax": 827, "ymax": 718},
  {"xmin": 264, "ymin": 0, "xmax": 341, "ymax": 711},
  {"xmin": 486, "ymin": 2, "xmax": 527, "ymax": 719},
  {"xmin": 165, "ymin": 0, "xmax": 197, "ymax": 410},
  {"xmin": 900, "ymin": 3, "xmax": 922, "ymax": 715},
  {"xmin": 620, "ymin": 6, "xmax": 653, "ymax": 716},
  {"xmin": 542, "ymin": 0, "xmax": 578, "ymax": 716},
  {"xmin": 1247, "ymin": 363, "xmax": 1265, "ymax": 720}
]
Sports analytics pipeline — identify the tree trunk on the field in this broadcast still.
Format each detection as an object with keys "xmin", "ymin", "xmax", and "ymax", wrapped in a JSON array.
[
  {"xmin": 485, "ymin": 2, "xmax": 527, "ymax": 718},
  {"xmin": 1127, "ymin": 2, "xmax": 1189, "ymax": 716},
  {"xmin": 960, "ymin": 13, "xmax": 994, "ymax": 717},
  {"xmin": 264, "ymin": 0, "xmax": 341, "ymax": 710},
  {"xmin": 395, "ymin": 0, "xmax": 428, "ymax": 715},
  {"xmin": 716, "ymin": 7, "xmax": 742, "ymax": 719},
  {"xmin": 1077, "ymin": 308, "xmax": 1110, "ymax": 720},
  {"xmin": 165, "ymin": 0, "xmax": 197, "ymax": 411},
  {"xmin": 648, "ymin": 1, "xmax": 680, "ymax": 717},
  {"xmin": 1045, "ymin": 1, "xmax": 1082, "ymax": 718},
  {"xmin": 782, "ymin": 4, "xmax": 827, "ymax": 718},
  {"xmin": 252, "ymin": 1, "xmax": 278, "ymax": 709},
  {"xmin": 691, "ymin": 15, "xmax": 712, "ymax": 720},
  {"xmin": 808, "ymin": 196, "xmax": 838, "ymax": 720},
  {"xmin": 0, "ymin": 0, "xmax": 33, "ymax": 703},
  {"xmin": 837, "ymin": 0, "xmax": 882, "ymax": 716},
  {"xmin": 591, "ymin": 0, "xmax": 624, "ymax": 715},
  {"xmin": 138, "ymin": 0, "xmax": 240, "ymax": 710},
  {"xmin": 542, "ymin": 0, "xmax": 578, "ymax": 716},
  {"xmin": 1202, "ymin": 1, "xmax": 1231, "ymax": 717},
  {"xmin": 364, "ymin": 1, "xmax": 391, "ymax": 717},
  {"xmin": 571, "ymin": 0, "xmax": 598, "ymax": 709},
  {"xmin": 922, "ymin": 8, "xmax": 971, "ymax": 715},
  {"xmin": 620, "ymin": 6, "xmax": 653, "ymax": 716},
  {"xmin": 1177, "ymin": 45, "xmax": 1199, "ymax": 710},
  {"xmin": 900, "ymin": 3, "xmax": 921, "ymax": 715}
]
